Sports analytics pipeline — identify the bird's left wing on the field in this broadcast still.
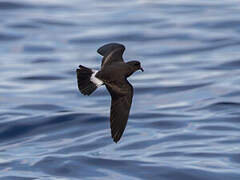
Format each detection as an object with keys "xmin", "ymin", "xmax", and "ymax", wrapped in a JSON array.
[
  {"xmin": 105, "ymin": 79, "xmax": 133, "ymax": 143},
  {"xmin": 97, "ymin": 43, "xmax": 125, "ymax": 68}
]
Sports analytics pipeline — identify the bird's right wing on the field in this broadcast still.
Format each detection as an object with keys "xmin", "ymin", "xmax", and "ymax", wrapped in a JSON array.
[
  {"xmin": 105, "ymin": 79, "xmax": 133, "ymax": 143},
  {"xmin": 97, "ymin": 43, "xmax": 125, "ymax": 68}
]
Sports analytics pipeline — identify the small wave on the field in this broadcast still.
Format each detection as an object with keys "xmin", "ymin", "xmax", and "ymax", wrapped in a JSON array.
[
  {"xmin": 191, "ymin": 20, "xmax": 240, "ymax": 30},
  {"xmin": 144, "ymin": 41, "xmax": 240, "ymax": 57},
  {"xmin": 8, "ymin": 22, "xmax": 40, "ymax": 29},
  {"xmin": 14, "ymin": 104, "xmax": 65, "ymax": 111},
  {"xmin": 33, "ymin": 19, "xmax": 77, "ymax": 27},
  {"xmin": 217, "ymin": 59, "xmax": 240, "ymax": 70},
  {"xmin": 31, "ymin": 57, "xmax": 60, "ymax": 64},
  {"xmin": 0, "ymin": 33, "xmax": 23, "ymax": 41},
  {"xmin": 203, "ymin": 101, "xmax": 240, "ymax": 111},
  {"xmin": 17, "ymin": 75, "xmax": 65, "ymax": 81},
  {"xmin": 23, "ymin": 45, "xmax": 55, "ymax": 53},
  {"xmin": 198, "ymin": 125, "xmax": 240, "ymax": 131},
  {"xmin": 136, "ymin": 82, "xmax": 211, "ymax": 94},
  {"xmin": 0, "ymin": 113, "xmax": 106, "ymax": 142},
  {"xmin": 0, "ymin": 1, "xmax": 33, "ymax": 10}
]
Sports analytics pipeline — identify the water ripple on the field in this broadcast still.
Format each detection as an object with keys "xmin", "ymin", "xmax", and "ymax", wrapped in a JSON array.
[
  {"xmin": 0, "ymin": 1, "xmax": 33, "ymax": 10},
  {"xmin": 0, "ymin": 33, "xmax": 24, "ymax": 41},
  {"xmin": 1, "ymin": 0, "xmax": 240, "ymax": 179}
]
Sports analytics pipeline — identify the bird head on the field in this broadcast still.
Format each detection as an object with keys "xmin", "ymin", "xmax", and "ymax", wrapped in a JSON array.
[{"xmin": 127, "ymin": 61, "xmax": 144, "ymax": 72}]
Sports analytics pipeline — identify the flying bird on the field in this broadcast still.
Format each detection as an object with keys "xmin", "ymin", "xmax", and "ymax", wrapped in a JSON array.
[{"xmin": 76, "ymin": 43, "xmax": 143, "ymax": 143}]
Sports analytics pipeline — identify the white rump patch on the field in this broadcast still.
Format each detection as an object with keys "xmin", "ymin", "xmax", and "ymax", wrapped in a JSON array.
[{"xmin": 90, "ymin": 70, "xmax": 103, "ymax": 87}]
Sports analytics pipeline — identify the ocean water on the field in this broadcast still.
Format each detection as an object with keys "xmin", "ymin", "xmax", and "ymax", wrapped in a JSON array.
[{"xmin": 1, "ymin": 0, "xmax": 240, "ymax": 179}]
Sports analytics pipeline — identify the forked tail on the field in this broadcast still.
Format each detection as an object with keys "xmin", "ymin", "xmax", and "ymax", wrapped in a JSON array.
[{"xmin": 76, "ymin": 65, "xmax": 103, "ymax": 95}]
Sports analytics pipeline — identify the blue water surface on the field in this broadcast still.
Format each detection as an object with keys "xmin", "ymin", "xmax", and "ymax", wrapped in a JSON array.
[{"xmin": 1, "ymin": 0, "xmax": 240, "ymax": 179}]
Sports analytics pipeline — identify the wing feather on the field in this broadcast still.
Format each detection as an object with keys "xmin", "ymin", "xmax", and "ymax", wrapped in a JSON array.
[
  {"xmin": 97, "ymin": 43, "xmax": 125, "ymax": 57},
  {"xmin": 97, "ymin": 43, "xmax": 125, "ymax": 68},
  {"xmin": 105, "ymin": 80, "xmax": 133, "ymax": 143}
]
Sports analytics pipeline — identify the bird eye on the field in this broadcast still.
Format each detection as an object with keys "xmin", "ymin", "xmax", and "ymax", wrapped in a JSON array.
[{"xmin": 134, "ymin": 62, "xmax": 140, "ymax": 66}]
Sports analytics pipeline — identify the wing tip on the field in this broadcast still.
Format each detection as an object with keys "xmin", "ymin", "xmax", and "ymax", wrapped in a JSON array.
[
  {"xmin": 112, "ymin": 131, "xmax": 123, "ymax": 143},
  {"xmin": 97, "ymin": 43, "xmax": 125, "ymax": 57},
  {"xmin": 113, "ymin": 137, "xmax": 120, "ymax": 143}
]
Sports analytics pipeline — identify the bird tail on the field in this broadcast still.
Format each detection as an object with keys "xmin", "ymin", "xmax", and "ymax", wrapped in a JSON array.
[{"xmin": 76, "ymin": 65, "xmax": 103, "ymax": 95}]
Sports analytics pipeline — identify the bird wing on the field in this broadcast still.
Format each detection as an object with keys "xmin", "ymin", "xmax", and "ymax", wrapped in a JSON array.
[
  {"xmin": 97, "ymin": 43, "xmax": 125, "ymax": 68},
  {"xmin": 105, "ymin": 79, "xmax": 133, "ymax": 143}
]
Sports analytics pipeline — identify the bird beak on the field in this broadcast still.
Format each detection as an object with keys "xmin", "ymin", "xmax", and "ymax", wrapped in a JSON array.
[{"xmin": 140, "ymin": 67, "xmax": 144, "ymax": 72}]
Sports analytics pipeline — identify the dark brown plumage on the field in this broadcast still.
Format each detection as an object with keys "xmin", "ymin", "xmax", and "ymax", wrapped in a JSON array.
[{"xmin": 76, "ymin": 43, "xmax": 143, "ymax": 143}]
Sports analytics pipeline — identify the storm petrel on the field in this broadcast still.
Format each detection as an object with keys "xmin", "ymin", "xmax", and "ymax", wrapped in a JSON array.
[{"xmin": 76, "ymin": 43, "xmax": 143, "ymax": 143}]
